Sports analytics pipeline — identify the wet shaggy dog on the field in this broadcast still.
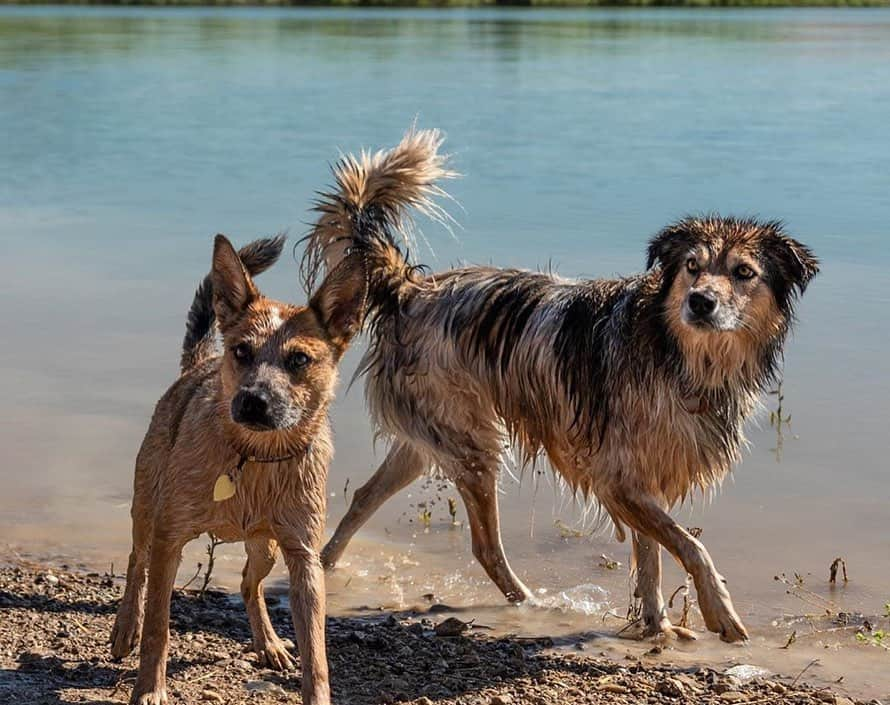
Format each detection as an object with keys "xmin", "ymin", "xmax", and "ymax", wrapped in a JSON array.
[
  {"xmin": 309, "ymin": 129, "xmax": 819, "ymax": 643},
  {"xmin": 110, "ymin": 234, "xmax": 369, "ymax": 705}
]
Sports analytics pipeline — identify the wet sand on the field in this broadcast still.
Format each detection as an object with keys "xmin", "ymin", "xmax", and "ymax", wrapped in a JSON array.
[{"xmin": 1, "ymin": 559, "xmax": 877, "ymax": 705}]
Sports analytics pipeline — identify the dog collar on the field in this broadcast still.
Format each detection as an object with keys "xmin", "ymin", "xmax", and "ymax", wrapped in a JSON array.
[{"xmin": 213, "ymin": 446, "xmax": 311, "ymax": 502}]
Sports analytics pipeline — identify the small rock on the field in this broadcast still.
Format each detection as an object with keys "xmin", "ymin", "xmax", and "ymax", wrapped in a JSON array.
[
  {"xmin": 245, "ymin": 680, "xmax": 285, "ymax": 694},
  {"xmin": 415, "ymin": 698, "xmax": 434, "ymax": 705},
  {"xmin": 719, "ymin": 692, "xmax": 748, "ymax": 703},
  {"xmin": 434, "ymin": 617, "xmax": 469, "ymax": 637},
  {"xmin": 713, "ymin": 677, "xmax": 742, "ymax": 694},
  {"xmin": 231, "ymin": 658, "xmax": 252, "ymax": 670},
  {"xmin": 44, "ymin": 574, "xmax": 59, "ymax": 586},
  {"xmin": 657, "ymin": 677, "xmax": 686, "ymax": 698},
  {"xmin": 599, "ymin": 683, "xmax": 629, "ymax": 694},
  {"xmin": 490, "ymin": 696, "xmax": 513, "ymax": 705},
  {"xmin": 834, "ymin": 697, "xmax": 855, "ymax": 705},
  {"xmin": 725, "ymin": 664, "xmax": 771, "ymax": 683},
  {"xmin": 201, "ymin": 690, "xmax": 224, "ymax": 702}
]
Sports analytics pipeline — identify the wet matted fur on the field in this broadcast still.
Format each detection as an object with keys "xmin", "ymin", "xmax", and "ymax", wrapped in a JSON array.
[
  {"xmin": 308, "ymin": 128, "xmax": 819, "ymax": 643},
  {"xmin": 110, "ymin": 233, "xmax": 370, "ymax": 705}
]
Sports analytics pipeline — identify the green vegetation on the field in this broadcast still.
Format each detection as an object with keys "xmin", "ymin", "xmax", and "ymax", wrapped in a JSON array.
[{"xmin": 3, "ymin": 0, "xmax": 890, "ymax": 6}]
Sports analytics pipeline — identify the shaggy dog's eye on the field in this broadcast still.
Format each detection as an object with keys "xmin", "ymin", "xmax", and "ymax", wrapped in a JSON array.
[
  {"xmin": 686, "ymin": 258, "xmax": 699, "ymax": 274},
  {"xmin": 232, "ymin": 343, "xmax": 253, "ymax": 364},
  {"xmin": 288, "ymin": 352, "xmax": 311, "ymax": 371},
  {"xmin": 734, "ymin": 264, "xmax": 756, "ymax": 280}
]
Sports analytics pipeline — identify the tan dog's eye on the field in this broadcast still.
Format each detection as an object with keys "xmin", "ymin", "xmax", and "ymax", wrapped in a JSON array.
[
  {"xmin": 734, "ymin": 264, "xmax": 756, "ymax": 280},
  {"xmin": 232, "ymin": 343, "xmax": 253, "ymax": 364},
  {"xmin": 287, "ymin": 351, "xmax": 311, "ymax": 372},
  {"xmin": 686, "ymin": 258, "xmax": 699, "ymax": 274}
]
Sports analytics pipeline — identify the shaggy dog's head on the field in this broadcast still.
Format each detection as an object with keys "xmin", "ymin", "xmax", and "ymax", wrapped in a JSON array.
[{"xmin": 647, "ymin": 216, "xmax": 819, "ymax": 389}]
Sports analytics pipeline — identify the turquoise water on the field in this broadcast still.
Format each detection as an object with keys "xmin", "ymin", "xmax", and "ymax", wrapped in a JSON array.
[{"xmin": 1, "ymin": 7, "xmax": 889, "ymax": 695}]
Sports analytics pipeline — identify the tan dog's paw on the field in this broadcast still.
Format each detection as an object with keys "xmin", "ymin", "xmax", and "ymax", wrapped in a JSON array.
[
  {"xmin": 130, "ymin": 687, "xmax": 168, "ymax": 705},
  {"xmin": 110, "ymin": 612, "xmax": 142, "ymax": 659},
  {"xmin": 256, "ymin": 638, "xmax": 297, "ymax": 671}
]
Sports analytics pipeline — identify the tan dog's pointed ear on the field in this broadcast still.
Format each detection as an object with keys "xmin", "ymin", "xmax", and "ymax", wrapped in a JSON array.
[
  {"xmin": 310, "ymin": 254, "xmax": 368, "ymax": 352},
  {"xmin": 212, "ymin": 234, "xmax": 259, "ymax": 329}
]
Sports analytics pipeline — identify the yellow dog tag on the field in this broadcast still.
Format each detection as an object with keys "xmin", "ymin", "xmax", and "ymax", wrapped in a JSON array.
[{"xmin": 213, "ymin": 473, "xmax": 236, "ymax": 502}]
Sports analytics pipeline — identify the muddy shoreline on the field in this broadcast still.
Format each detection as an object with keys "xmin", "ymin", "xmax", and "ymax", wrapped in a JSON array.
[{"xmin": 0, "ymin": 558, "xmax": 876, "ymax": 705}]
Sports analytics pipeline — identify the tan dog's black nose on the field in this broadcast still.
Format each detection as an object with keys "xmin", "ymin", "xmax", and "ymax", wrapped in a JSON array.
[
  {"xmin": 232, "ymin": 390, "xmax": 272, "ymax": 428},
  {"xmin": 688, "ymin": 291, "xmax": 718, "ymax": 317}
]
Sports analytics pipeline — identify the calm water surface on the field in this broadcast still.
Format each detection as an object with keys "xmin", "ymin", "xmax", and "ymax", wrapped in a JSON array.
[{"xmin": 1, "ymin": 6, "xmax": 889, "ymax": 697}]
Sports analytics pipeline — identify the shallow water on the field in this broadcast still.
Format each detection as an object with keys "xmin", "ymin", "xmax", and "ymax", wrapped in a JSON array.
[{"xmin": 1, "ymin": 6, "xmax": 889, "ymax": 698}]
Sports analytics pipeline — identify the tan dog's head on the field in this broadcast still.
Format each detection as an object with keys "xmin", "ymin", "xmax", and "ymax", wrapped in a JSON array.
[
  {"xmin": 211, "ymin": 235, "xmax": 366, "ymax": 451},
  {"xmin": 647, "ymin": 216, "xmax": 818, "ymax": 387}
]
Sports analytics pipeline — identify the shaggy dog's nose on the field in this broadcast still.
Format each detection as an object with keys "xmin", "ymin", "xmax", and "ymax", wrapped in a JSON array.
[
  {"xmin": 232, "ymin": 390, "xmax": 272, "ymax": 427},
  {"xmin": 688, "ymin": 291, "xmax": 718, "ymax": 317}
]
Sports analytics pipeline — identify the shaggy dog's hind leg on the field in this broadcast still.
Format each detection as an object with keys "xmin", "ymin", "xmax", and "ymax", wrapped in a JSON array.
[
  {"xmin": 454, "ymin": 463, "xmax": 533, "ymax": 604},
  {"xmin": 322, "ymin": 441, "xmax": 426, "ymax": 569},
  {"xmin": 242, "ymin": 538, "xmax": 295, "ymax": 671},
  {"xmin": 632, "ymin": 531, "xmax": 696, "ymax": 641}
]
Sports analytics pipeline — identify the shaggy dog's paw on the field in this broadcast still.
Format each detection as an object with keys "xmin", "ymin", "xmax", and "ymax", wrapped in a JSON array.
[
  {"xmin": 641, "ymin": 616, "xmax": 697, "ymax": 642},
  {"xmin": 696, "ymin": 580, "xmax": 748, "ymax": 643},
  {"xmin": 319, "ymin": 543, "xmax": 340, "ymax": 570}
]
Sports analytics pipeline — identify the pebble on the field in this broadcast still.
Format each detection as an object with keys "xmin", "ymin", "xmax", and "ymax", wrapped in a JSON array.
[
  {"xmin": 244, "ymin": 680, "xmax": 285, "ymax": 694},
  {"xmin": 200, "ymin": 689, "xmax": 224, "ymax": 702},
  {"xmin": 490, "ymin": 696, "xmax": 513, "ymax": 705},
  {"xmin": 599, "ymin": 683, "xmax": 630, "ymax": 694},
  {"xmin": 657, "ymin": 677, "xmax": 686, "ymax": 698},
  {"xmin": 719, "ymin": 692, "xmax": 749, "ymax": 703}
]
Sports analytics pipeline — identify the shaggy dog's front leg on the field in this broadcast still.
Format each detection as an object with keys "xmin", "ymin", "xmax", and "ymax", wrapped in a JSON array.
[
  {"xmin": 632, "ymin": 530, "xmax": 696, "ymax": 640},
  {"xmin": 616, "ymin": 491, "xmax": 748, "ymax": 643}
]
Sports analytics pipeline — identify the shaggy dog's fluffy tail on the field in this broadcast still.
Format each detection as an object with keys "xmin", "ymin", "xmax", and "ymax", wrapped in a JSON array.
[
  {"xmin": 301, "ymin": 128, "xmax": 455, "ymax": 307},
  {"xmin": 181, "ymin": 235, "xmax": 286, "ymax": 372}
]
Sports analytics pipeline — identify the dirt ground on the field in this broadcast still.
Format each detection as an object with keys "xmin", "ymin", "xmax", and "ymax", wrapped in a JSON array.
[{"xmin": 0, "ymin": 560, "xmax": 872, "ymax": 705}]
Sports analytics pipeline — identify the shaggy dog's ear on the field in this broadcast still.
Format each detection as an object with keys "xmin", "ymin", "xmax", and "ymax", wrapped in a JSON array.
[
  {"xmin": 764, "ymin": 230, "xmax": 820, "ymax": 294},
  {"xmin": 646, "ymin": 221, "xmax": 696, "ymax": 270}
]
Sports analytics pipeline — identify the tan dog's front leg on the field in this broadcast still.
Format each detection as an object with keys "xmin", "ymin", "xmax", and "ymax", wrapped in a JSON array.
[
  {"xmin": 242, "ymin": 537, "xmax": 295, "ymax": 671},
  {"xmin": 615, "ymin": 490, "xmax": 747, "ymax": 642},
  {"xmin": 279, "ymin": 532, "xmax": 330, "ymax": 705},
  {"xmin": 131, "ymin": 534, "xmax": 183, "ymax": 705},
  {"xmin": 632, "ymin": 530, "xmax": 695, "ymax": 640}
]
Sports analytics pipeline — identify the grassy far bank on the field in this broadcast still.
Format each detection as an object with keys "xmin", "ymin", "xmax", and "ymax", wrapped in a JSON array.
[{"xmin": 2, "ymin": 0, "xmax": 890, "ymax": 7}]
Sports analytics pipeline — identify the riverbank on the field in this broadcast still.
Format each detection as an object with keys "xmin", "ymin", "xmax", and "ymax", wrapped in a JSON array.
[{"xmin": 0, "ymin": 559, "xmax": 872, "ymax": 705}]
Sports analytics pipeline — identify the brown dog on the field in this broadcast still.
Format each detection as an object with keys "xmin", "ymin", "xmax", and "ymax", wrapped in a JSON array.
[
  {"xmin": 306, "ymin": 130, "xmax": 819, "ymax": 644},
  {"xmin": 110, "ymin": 234, "xmax": 367, "ymax": 705}
]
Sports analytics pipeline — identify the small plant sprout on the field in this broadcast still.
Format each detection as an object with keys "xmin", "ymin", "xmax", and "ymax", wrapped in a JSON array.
[
  {"xmin": 448, "ymin": 497, "xmax": 459, "ymax": 526},
  {"xmin": 768, "ymin": 379, "xmax": 797, "ymax": 462}
]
